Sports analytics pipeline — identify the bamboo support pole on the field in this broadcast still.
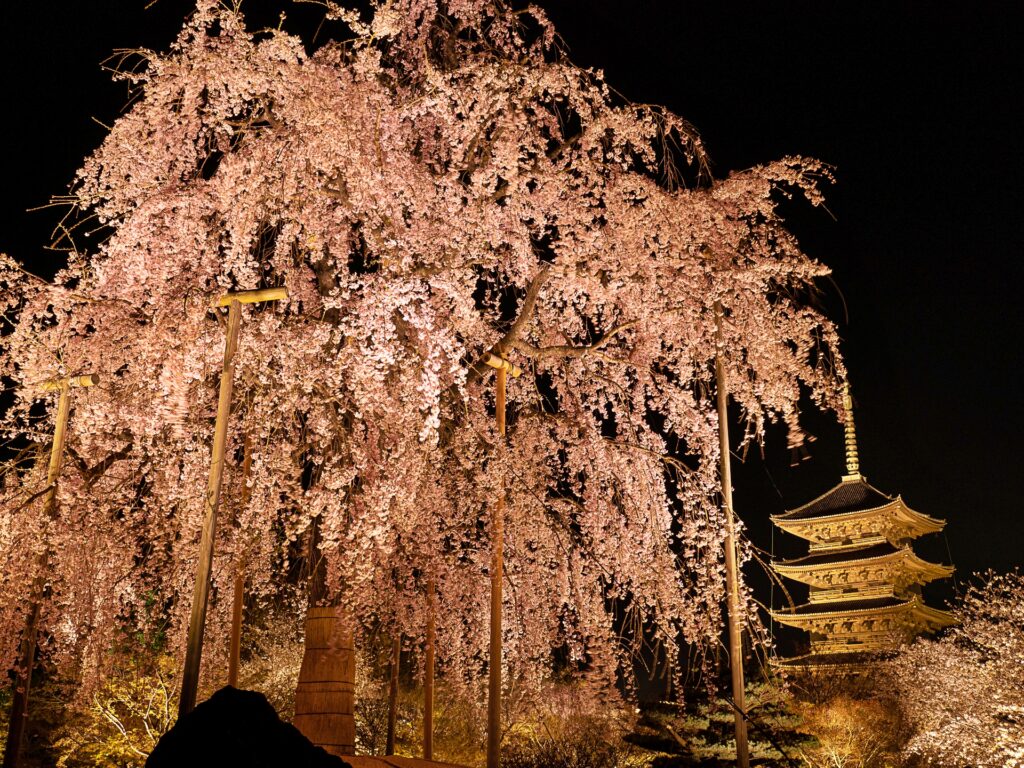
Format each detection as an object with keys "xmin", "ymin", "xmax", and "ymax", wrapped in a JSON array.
[
  {"xmin": 4, "ymin": 373, "xmax": 96, "ymax": 768},
  {"xmin": 37, "ymin": 373, "xmax": 99, "ymax": 391},
  {"xmin": 423, "ymin": 577, "xmax": 435, "ymax": 760},
  {"xmin": 180, "ymin": 299, "xmax": 241, "ymax": 716},
  {"xmin": 386, "ymin": 634, "xmax": 401, "ymax": 755},
  {"xmin": 180, "ymin": 286, "xmax": 286, "ymax": 717},
  {"xmin": 713, "ymin": 301, "xmax": 750, "ymax": 768}
]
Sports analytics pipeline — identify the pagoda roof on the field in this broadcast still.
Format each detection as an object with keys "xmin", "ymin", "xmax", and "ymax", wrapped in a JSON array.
[
  {"xmin": 775, "ymin": 540, "xmax": 899, "ymax": 568},
  {"xmin": 774, "ymin": 544, "xmax": 950, "ymax": 585},
  {"xmin": 770, "ymin": 482, "xmax": 946, "ymax": 545},
  {"xmin": 775, "ymin": 477, "xmax": 892, "ymax": 521}
]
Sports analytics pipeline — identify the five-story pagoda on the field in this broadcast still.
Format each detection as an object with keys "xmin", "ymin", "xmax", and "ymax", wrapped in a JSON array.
[{"xmin": 770, "ymin": 386, "xmax": 955, "ymax": 667}]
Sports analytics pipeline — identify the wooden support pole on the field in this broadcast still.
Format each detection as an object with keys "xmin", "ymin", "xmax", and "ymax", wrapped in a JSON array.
[
  {"xmin": 423, "ymin": 577, "xmax": 435, "ymax": 760},
  {"xmin": 421, "ymin": 346, "xmax": 520, "ymax": 763},
  {"xmin": 4, "ymin": 373, "xmax": 96, "ymax": 768},
  {"xmin": 4, "ymin": 606, "xmax": 40, "ymax": 768},
  {"xmin": 227, "ymin": 434, "xmax": 253, "ymax": 688},
  {"xmin": 713, "ymin": 301, "xmax": 750, "ymax": 768},
  {"xmin": 486, "ymin": 361, "xmax": 508, "ymax": 768},
  {"xmin": 180, "ymin": 298, "xmax": 242, "ymax": 716},
  {"xmin": 212, "ymin": 286, "xmax": 288, "ymax": 308},
  {"xmin": 386, "ymin": 634, "xmax": 401, "ymax": 755},
  {"xmin": 481, "ymin": 353, "xmax": 522, "ymax": 378}
]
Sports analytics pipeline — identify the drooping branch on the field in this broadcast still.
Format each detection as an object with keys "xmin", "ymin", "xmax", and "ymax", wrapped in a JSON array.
[{"xmin": 66, "ymin": 442, "xmax": 134, "ymax": 488}]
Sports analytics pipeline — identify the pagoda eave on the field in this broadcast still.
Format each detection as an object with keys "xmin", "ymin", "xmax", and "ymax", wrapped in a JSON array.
[
  {"xmin": 771, "ymin": 597, "xmax": 956, "ymax": 633},
  {"xmin": 770, "ymin": 650, "xmax": 891, "ymax": 671},
  {"xmin": 911, "ymin": 602, "xmax": 958, "ymax": 630},
  {"xmin": 772, "ymin": 598, "xmax": 912, "ymax": 627},
  {"xmin": 776, "ymin": 476, "xmax": 890, "ymax": 520}
]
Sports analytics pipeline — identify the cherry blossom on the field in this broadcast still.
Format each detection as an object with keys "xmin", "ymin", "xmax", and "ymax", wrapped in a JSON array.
[
  {"xmin": 0, "ymin": 0, "xmax": 844, "ymax": 704},
  {"xmin": 889, "ymin": 572, "xmax": 1024, "ymax": 767}
]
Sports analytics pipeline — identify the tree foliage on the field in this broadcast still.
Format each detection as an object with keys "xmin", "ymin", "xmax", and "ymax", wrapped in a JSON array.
[{"xmin": 0, "ymin": 0, "xmax": 842, "ymax": 703}]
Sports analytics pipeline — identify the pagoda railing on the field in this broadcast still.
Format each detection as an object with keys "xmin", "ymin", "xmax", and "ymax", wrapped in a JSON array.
[
  {"xmin": 810, "ymin": 634, "xmax": 903, "ymax": 655},
  {"xmin": 808, "ymin": 584, "xmax": 896, "ymax": 603},
  {"xmin": 807, "ymin": 535, "xmax": 887, "ymax": 553}
]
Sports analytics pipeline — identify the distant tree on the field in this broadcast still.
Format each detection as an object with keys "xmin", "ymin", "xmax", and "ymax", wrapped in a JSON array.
[
  {"xmin": 889, "ymin": 571, "xmax": 1024, "ymax": 767},
  {"xmin": 792, "ymin": 692, "xmax": 904, "ymax": 768},
  {"xmin": 0, "ymin": 0, "xmax": 842, "ymax": 704}
]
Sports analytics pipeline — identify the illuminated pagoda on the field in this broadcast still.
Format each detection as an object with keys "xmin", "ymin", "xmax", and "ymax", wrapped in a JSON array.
[{"xmin": 770, "ymin": 386, "xmax": 955, "ymax": 667}]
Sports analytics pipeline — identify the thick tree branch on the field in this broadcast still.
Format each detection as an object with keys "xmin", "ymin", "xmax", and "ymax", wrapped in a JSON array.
[
  {"xmin": 495, "ymin": 265, "xmax": 552, "ymax": 355},
  {"xmin": 510, "ymin": 319, "xmax": 636, "ymax": 360},
  {"xmin": 465, "ymin": 264, "xmax": 551, "ymax": 383},
  {"xmin": 5, "ymin": 484, "xmax": 55, "ymax": 515}
]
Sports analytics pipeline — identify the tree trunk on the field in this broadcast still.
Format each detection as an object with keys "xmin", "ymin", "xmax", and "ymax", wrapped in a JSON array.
[{"xmin": 293, "ymin": 606, "xmax": 356, "ymax": 757}]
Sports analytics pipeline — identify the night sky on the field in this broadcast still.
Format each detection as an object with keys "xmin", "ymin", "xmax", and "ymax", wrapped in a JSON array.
[{"xmin": 2, "ymin": 2, "xmax": 1021, "ymax": 616}]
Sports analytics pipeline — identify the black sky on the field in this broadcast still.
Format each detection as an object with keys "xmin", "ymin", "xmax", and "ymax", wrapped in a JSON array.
[{"xmin": 2, "ymin": 2, "xmax": 1022, "ymax": 601}]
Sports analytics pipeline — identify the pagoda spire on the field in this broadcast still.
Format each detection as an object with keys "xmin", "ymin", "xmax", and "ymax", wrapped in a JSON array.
[{"xmin": 842, "ymin": 382, "xmax": 861, "ymax": 481}]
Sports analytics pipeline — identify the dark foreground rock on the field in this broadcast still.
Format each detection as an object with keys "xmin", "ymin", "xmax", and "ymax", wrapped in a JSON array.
[{"xmin": 147, "ymin": 686, "xmax": 351, "ymax": 768}]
